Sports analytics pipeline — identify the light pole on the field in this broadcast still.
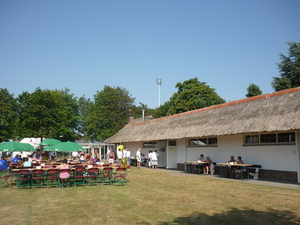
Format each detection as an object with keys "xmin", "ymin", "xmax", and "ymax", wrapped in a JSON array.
[{"xmin": 156, "ymin": 78, "xmax": 162, "ymax": 107}]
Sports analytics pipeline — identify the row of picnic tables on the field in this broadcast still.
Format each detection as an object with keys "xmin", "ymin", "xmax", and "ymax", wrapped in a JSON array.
[
  {"xmin": 183, "ymin": 161, "xmax": 253, "ymax": 180},
  {"xmin": 1, "ymin": 161, "xmax": 129, "ymax": 188}
]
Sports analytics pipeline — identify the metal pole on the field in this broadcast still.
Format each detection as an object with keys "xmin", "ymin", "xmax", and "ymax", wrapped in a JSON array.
[{"xmin": 156, "ymin": 78, "xmax": 162, "ymax": 107}]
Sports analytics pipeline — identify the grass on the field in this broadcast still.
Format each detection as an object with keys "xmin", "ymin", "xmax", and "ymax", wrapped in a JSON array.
[{"xmin": 1, "ymin": 167, "xmax": 300, "ymax": 225}]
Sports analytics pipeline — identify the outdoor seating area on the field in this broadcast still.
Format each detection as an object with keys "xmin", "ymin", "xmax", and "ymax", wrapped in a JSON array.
[
  {"xmin": 2, "ymin": 160, "xmax": 130, "ymax": 189},
  {"xmin": 183, "ymin": 161, "xmax": 262, "ymax": 181}
]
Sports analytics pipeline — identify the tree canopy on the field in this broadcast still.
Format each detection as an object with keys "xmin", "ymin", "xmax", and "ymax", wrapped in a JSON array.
[
  {"xmin": 17, "ymin": 88, "xmax": 80, "ymax": 141},
  {"xmin": 166, "ymin": 78, "xmax": 225, "ymax": 115},
  {"xmin": 246, "ymin": 83, "xmax": 262, "ymax": 98},
  {"xmin": 84, "ymin": 86, "xmax": 135, "ymax": 141},
  {"xmin": 0, "ymin": 88, "xmax": 18, "ymax": 142},
  {"xmin": 272, "ymin": 42, "xmax": 300, "ymax": 91}
]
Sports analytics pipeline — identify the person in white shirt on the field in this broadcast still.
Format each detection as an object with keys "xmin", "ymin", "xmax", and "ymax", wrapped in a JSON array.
[
  {"xmin": 106, "ymin": 149, "xmax": 115, "ymax": 166},
  {"xmin": 117, "ymin": 149, "xmax": 123, "ymax": 165},
  {"xmin": 136, "ymin": 148, "xmax": 142, "ymax": 168},
  {"xmin": 123, "ymin": 148, "xmax": 131, "ymax": 166},
  {"xmin": 72, "ymin": 151, "xmax": 79, "ymax": 160},
  {"xmin": 154, "ymin": 150, "xmax": 160, "ymax": 166},
  {"xmin": 149, "ymin": 150, "xmax": 158, "ymax": 169}
]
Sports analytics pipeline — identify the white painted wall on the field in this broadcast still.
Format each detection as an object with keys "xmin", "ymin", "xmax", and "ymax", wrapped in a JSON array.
[
  {"xmin": 177, "ymin": 139, "xmax": 187, "ymax": 163},
  {"xmin": 124, "ymin": 142, "xmax": 142, "ymax": 157},
  {"xmin": 180, "ymin": 134, "xmax": 298, "ymax": 171},
  {"xmin": 167, "ymin": 145, "xmax": 177, "ymax": 169},
  {"xmin": 122, "ymin": 132, "xmax": 299, "ymax": 173},
  {"xmin": 155, "ymin": 140, "xmax": 166, "ymax": 167}
]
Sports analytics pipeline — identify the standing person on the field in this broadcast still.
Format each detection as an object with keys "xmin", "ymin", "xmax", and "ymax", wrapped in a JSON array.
[
  {"xmin": 147, "ymin": 150, "xmax": 151, "ymax": 168},
  {"xmin": 149, "ymin": 150, "xmax": 158, "ymax": 169},
  {"xmin": 49, "ymin": 151, "xmax": 56, "ymax": 161},
  {"xmin": 72, "ymin": 151, "xmax": 79, "ymax": 160},
  {"xmin": 94, "ymin": 149, "xmax": 100, "ymax": 162},
  {"xmin": 117, "ymin": 149, "xmax": 123, "ymax": 165},
  {"xmin": 106, "ymin": 149, "xmax": 115, "ymax": 166},
  {"xmin": 204, "ymin": 155, "xmax": 213, "ymax": 175},
  {"xmin": 136, "ymin": 148, "xmax": 142, "ymax": 168},
  {"xmin": 123, "ymin": 148, "xmax": 131, "ymax": 166},
  {"xmin": 154, "ymin": 150, "xmax": 160, "ymax": 166}
]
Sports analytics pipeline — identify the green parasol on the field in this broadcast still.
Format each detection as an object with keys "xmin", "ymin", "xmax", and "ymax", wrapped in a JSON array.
[
  {"xmin": 0, "ymin": 142, "xmax": 35, "ymax": 152},
  {"xmin": 43, "ymin": 141, "xmax": 84, "ymax": 152},
  {"xmin": 40, "ymin": 139, "xmax": 62, "ymax": 146}
]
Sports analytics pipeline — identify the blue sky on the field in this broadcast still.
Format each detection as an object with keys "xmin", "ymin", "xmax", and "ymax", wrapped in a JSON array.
[{"xmin": 1, "ymin": 0, "xmax": 299, "ymax": 109}]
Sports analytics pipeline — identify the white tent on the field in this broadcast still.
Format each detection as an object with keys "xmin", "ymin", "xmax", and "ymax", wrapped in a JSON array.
[{"xmin": 20, "ymin": 137, "xmax": 43, "ymax": 149}]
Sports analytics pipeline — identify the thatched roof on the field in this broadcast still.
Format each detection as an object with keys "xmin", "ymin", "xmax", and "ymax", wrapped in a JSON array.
[{"xmin": 105, "ymin": 87, "xmax": 300, "ymax": 143}]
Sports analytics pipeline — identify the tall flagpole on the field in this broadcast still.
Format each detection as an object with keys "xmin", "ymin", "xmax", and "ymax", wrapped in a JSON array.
[{"xmin": 156, "ymin": 78, "xmax": 162, "ymax": 107}]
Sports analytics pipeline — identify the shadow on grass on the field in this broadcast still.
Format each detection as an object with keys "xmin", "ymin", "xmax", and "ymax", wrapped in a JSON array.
[{"xmin": 138, "ymin": 208, "xmax": 300, "ymax": 225}]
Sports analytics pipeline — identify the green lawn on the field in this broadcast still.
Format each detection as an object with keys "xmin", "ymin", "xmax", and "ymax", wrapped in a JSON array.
[{"xmin": 1, "ymin": 167, "xmax": 300, "ymax": 225}]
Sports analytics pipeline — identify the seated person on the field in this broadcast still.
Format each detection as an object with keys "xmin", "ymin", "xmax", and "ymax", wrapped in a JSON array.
[
  {"xmin": 226, "ymin": 156, "xmax": 236, "ymax": 177},
  {"xmin": 84, "ymin": 153, "xmax": 92, "ymax": 162},
  {"xmin": 23, "ymin": 157, "xmax": 32, "ymax": 167},
  {"xmin": 27, "ymin": 154, "xmax": 33, "ymax": 163},
  {"xmin": 79, "ymin": 151, "xmax": 85, "ymax": 162},
  {"xmin": 0, "ymin": 156, "xmax": 9, "ymax": 171},
  {"xmin": 235, "ymin": 156, "xmax": 245, "ymax": 178},
  {"xmin": 59, "ymin": 159, "xmax": 70, "ymax": 179},
  {"xmin": 18, "ymin": 157, "xmax": 32, "ymax": 167},
  {"xmin": 196, "ymin": 154, "xmax": 206, "ymax": 173},
  {"xmin": 12, "ymin": 154, "xmax": 21, "ymax": 164},
  {"xmin": 204, "ymin": 155, "xmax": 212, "ymax": 175},
  {"xmin": 197, "ymin": 154, "xmax": 206, "ymax": 162},
  {"xmin": 18, "ymin": 157, "xmax": 26, "ymax": 167}
]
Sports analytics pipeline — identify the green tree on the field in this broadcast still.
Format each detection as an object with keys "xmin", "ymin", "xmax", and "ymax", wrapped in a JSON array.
[
  {"xmin": 152, "ymin": 101, "xmax": 171, "ymax": 118},
  {"xmin": 17, "ymin": 88, "xmax": 80, "ymax": 141},
  {"xmin": 85, "ymin": 86, "xmax": 135, "ymax": 141},
  {"xmin": 167, "ymin": 78, "xmax": 225, "ymax": 115},
  {"xmin": 0, "ymin": 88, "xmax": 18, "ymax": 142},
  {"xmin": 130, "ymin": 102, "xmax": 155, "ymax": 120},
  {"xmin": 246, "ymin": 83, "xmax": 262, "ymax": 97},
  {"xmin": 272, "ymin": 42, "xmax": 300, "ymax": 91}
]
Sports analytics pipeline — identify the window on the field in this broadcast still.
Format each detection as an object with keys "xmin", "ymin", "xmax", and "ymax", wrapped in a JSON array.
[
  {"xmin": 245, "ymin": 135, "xmax": 259, "ymax": 143},
  {"xmin": 143, "ymin": 142, "xmax": 156, "ymax": 148},
  {"xmin": 188, "ymin": 137, "xmax": 218, "ymax": 146},
  {"xmin": 168, "ymin": 140, "xmax": 177, "ymax": 146},
  {"xmin": 189, "ymin": 139, "xmax": 198, "ymax": 146},
  {"xmin": 278, "ymin": 133, "xmax": 295, "ymax": 143},
  {"xmin": 244, "ymin": 132, "xmax": 295, "ymax": 145},
  {"xmin": 260, "ymin": 134, "xmax": 276, "ymax": 143}
]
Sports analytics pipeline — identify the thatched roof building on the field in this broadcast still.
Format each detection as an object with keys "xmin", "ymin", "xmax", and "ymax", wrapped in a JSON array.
[{"xmin": 105, "ymin": 87, "xmax": 300, "ymax": 143}]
